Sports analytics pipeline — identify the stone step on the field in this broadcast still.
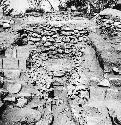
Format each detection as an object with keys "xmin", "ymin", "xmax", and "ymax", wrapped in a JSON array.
[
  {"xmin": 16, "ymin": 46, "xmax": 30, "ymax": 59},
  {"xmin": 3, "ymin": 69, "xmax": 21, "ymax": 79},
  {"xmin": 0, "ymin": 57, "xmax": 27, "ymax": 71},
  {"xmin": 3, "ymin": 58, "xmax": 19, "ymax": 69}
]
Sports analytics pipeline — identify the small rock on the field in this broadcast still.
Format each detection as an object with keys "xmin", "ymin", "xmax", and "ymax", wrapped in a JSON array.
[
  {"xmin": 16, "ymin": 97, "xmax": 27, "ymax": 107},
  {"xmin": 52, "ymin": 34, "xmax": 58, "ymax": 38},
  {"xmin": 112, "ymin": 67, "xmax": 119, "ymax": 74},
  {"xmin": 29, "ymin": 37, "xmax": 40, "ymax": 42},
  {"xmin": 114, "ymin": 22, "xmax": 121, "ymax": 26},
  {"xmin": 7, "ymin": 83, "xmax": 22, "ymax": 94},
  {"xmin": 3, "ymin": 96, "xmax": 16, "ymax": 102},
  {"xmin": 74, "ymin": 29, "xmax": 79, "ymax": 33},
  {"xmin": 44, "ymin": 42, "xmax": 51, "ymax": 47},
  {"xmin": 48, "ymin": 37, "xmax": 55, "ymax": 42},
  {"xmin": 78, "ymin": 37, "xmax": 83, "ymax": 41},
  {"xmin": 9, "ymin": 19, "xmax": 15, "ymax": 25},
  {"xmin": 105, "ymin": 20, "xmax": 114, "ymax": 24},
  {"xmin": 3, "ymin": 23, "xmax": 11, "ymax": 29},
  {"xmin": 80, "ymin": 30, "xmax": 87, "ymax": 35},
  {"xmin": 71, "ymin": 6, "xmax": 77, "ymax": 11},
  {"xmin": 98, "ymin": 79, "xmax": 110, "ymax": 87},
  {"xmin": 42, "ymin": 36, "xmax": 47, "ymax": 41},
  {"xmin": 57, "ymin": 48, "xmax": 64, "ymax": 54}
]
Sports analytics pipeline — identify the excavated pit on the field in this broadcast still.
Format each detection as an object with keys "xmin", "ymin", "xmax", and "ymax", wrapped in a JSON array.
[{"xmin": 0, "ymin": 11, "xmax": 121, "ymax": 125}]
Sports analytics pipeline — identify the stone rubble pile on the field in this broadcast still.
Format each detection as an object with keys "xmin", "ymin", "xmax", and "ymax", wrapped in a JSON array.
[
  {"xmin": 95, "ymin": 12, "xmax": 121, "ymax": 39},
  {"xmin": 89, "ymin": 9, "xmax": 121, "ymax": 76}
]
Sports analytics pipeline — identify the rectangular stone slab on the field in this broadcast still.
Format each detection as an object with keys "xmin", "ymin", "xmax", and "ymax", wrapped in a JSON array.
[
  {"xmin": 16, "ymin": 46, "xmax": 30, "ymax": 59},
  {"xmin": 3, "ymin": 58, "xmax": 19, "ymax": 69},
  {"xmin": 3, "ymin": 69, "xmax": 20, "ymax": 79}
]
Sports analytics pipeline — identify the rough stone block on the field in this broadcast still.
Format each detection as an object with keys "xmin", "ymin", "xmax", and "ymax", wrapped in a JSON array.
[
  {"xmin": 105, "ymin": 88, "xmax": 121, "ymax": 100},
  {"xmin": 17, "ymin": 46, "xmax": 30, "ymax": 59},
  {"xmin": 3, "ymin": 58, "xmax": 19, "ymax": 69},
  {"xmin": 19, "ymin": 58, "xmax": 26, "ymax": 70},
  {"xmin": 3, "ymin": 69, "xmax": 20, "ymax": 79},
  {"xmin": 5, "ymin": 48, "xmax": 13, "ymax": 58},
  {"xmin": 90, "ymin": 86, "xmax": 106, "ymax": 101}
]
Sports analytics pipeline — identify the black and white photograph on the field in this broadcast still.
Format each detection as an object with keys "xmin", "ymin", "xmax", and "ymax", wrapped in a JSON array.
[{"xmin": 0, "ymin": 0, "xmax": 121, "ymax": 125}]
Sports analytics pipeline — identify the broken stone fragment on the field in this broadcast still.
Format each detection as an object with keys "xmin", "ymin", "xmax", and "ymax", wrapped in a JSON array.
[
  {"xmin": 6, "ymin": 83, "xmax": 22, "ymax": 94},
  {"xmin": 3, "ymin": 96, "xmax": 16, "ymax": 102},
  {"xmin": 31, "ymin": 33, "xmax": 41, "ymax": 38},
  {"xmin": 98, "ymin": 79, "xmax": 110, "ymax": 87}
]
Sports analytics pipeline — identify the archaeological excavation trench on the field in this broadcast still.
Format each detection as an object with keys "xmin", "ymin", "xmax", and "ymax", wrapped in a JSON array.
[{"xmin": 1, "ymin": 9, "xmax": 121, "ymax": 125}]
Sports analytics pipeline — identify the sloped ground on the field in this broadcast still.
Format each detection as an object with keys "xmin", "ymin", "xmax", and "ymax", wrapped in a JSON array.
[{"xmin": 0, "ymin": 10, "xmax": 121, "ymax": 125}]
